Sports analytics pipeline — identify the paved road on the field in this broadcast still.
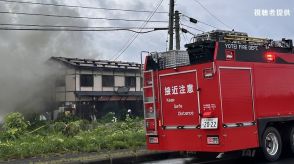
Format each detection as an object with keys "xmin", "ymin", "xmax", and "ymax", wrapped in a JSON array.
[{"xmin": 142, "ymin": 156, "xmax": 294, "ymax": 164}]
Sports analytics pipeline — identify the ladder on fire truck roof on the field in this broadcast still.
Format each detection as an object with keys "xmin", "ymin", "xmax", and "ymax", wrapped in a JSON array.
[
  {"xmin": 224, "ymin": 34, "xmax": 270, "ymax": 44},
  {"xmin": 193, "ymin": 30, "xmax": 271, "ymax": 45},
  {"xmin": 143, "ymin": 70, "xmax": 158, "ymax": 136}
]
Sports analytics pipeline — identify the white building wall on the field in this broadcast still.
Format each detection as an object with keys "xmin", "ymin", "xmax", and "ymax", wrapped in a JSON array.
[
  {"xmin": 136, "ymin": 76, "xmax": 141, "ymax": 91},
  {"xmin": 66, "ymin": 92, "xmax": 76, "ymax": 102},
  {"xmin": 125, "ymin": 72, "xmax": 137, "ymax": 77},
  {"xmin": 103, "ymin": 87, "xmax": 114, "ymax": 91},
  {"xmin": 76, "ymin": 74, "xmax": 80, "ymax": 91},
  {"xmin": 66, "ymin": 68, "xmax": 75, "ymax": 75},
  {"xmin": 80, "ymin": 70, "xmax": 92, "ymax": 74},
  {"xmin": 56, "ymin": 86, "xmax": 65, "ymax": 92},
  {"xmin": 94, "ymin": 75, "xmax": 102, "ymax": 91},
  {"xmin": 115, "ymin": 76, "xmax": 124, "ymax": 87},
  {"xmin": 66, "ymin": 75, "xmax": 75, "ymax": 91},
  {"xmin": 80, "ymin": 87, "xmax": 93, "ymax": 91},
  {"xmin": 56, "ymin": 92, "xmax": 65, "ymax": 101},
  {"xmin": 56, "ymin": 67, "xmax": 142, "ymax": 104}
]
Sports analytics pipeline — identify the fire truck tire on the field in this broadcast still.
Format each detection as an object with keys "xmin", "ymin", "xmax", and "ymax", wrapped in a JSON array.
[
  {"xmin": 196, "ymin": 152, "xmax": 219, "ymax": 161},
  {"xmin": 261, "ymin": 127, "xmax": 282, "ymax": 161},
  {"xmin": 288, "ymin": 126, "xmax": 294, "ymax": 154}
]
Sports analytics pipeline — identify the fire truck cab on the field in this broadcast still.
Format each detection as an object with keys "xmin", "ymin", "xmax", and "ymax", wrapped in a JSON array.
[{"xmin": 143, "ymin": 30, "xmax": 294, "ymax": 161}]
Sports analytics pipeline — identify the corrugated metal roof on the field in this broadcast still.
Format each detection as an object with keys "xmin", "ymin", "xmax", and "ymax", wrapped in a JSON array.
[
  {"xmin": 51, "ymin": 57, "xmax": 142, "ymax": 70},
  {"xmin": 75, "ymin": 91, "xmax": 142, "ymax": 97}
]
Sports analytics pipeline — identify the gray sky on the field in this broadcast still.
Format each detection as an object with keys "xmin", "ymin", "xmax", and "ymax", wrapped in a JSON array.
[
  {"xmin": 0, "ymin": 0, "xmax": 293, "ymax": 116},
  {"xmin": 0, "ymin": 0, "xmax": 293, "ymax": 62}
]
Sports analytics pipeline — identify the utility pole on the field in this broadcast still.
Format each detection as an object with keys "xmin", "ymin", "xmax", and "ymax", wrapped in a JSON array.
[
  {"xmin": 168, "ymin": 0, "xmax": 174, "ymax": 51},
  {"xmin": 175, "ymin": 10, "xmax": 180, "ymax": 50}
]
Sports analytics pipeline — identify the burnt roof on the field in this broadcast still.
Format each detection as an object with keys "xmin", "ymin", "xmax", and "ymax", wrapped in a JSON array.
[{"xmin": 51, "ymin": 57, "xmax": 142, "ymax": 71}]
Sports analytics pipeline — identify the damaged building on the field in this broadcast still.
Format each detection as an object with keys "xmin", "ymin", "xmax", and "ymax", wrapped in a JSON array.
[{"xmin": 50, "ymin": 57, "xmax": 143, "ymax": 120}]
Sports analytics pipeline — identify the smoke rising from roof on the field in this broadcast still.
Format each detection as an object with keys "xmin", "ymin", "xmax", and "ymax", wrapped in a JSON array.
[
  {"xmin": 0, "ymin": 0, "xmax": 169, "ymax": 120},
  {"xmin": 0, "ymin": 0, "xmax": 101, "ymax": 119}
]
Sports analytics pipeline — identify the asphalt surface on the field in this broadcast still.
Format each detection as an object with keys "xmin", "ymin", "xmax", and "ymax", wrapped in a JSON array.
[{"xmin": 142, "ymin": 156, "xmax": 294, "ymax": 164}]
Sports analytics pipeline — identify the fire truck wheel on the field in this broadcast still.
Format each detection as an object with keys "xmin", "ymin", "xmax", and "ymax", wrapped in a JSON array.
[
  {"xmin": 289, "ymin": 126, "xmax": 294, "ymax": 154},
  {"xmin": 196, "ymin": 152, "xmax": 219, "ymax": 161},
  {"xmin": 262, "ymin": 127, "xmax": 282, "ymax": 161}
]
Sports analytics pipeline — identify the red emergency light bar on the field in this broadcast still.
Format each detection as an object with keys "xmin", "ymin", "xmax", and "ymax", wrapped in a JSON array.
[{"xmin": 265, "ymin": 52, "xmax": 275, "ymax": 63}]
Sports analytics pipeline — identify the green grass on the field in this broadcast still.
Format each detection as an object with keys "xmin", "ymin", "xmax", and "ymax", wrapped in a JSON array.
[{"xmin": 0, "ymin": 113, "xmax": 146, "ymax": 160}]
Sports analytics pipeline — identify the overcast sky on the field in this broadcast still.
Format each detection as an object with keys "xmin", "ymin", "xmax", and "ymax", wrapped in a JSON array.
[
  {"xmin": 0, "ymin": 0, "xmax": 293, "ymax": 62},
  {"xmin": 0, "ymin": 0, "xmax": 293, "ymax": 116}
]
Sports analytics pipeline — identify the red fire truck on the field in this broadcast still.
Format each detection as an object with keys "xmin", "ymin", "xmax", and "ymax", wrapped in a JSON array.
[{"xmin": 143, "ymin": 30, "xmax": 294, "ymax": 161}]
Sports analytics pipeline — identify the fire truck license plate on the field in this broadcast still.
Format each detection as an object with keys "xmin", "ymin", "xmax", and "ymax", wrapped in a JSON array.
[{"xmin": 201, "ymin": 118, "xmax": 218, "ymax": 129}]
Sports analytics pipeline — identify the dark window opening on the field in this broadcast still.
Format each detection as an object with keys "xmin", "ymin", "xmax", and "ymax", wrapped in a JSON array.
[
  {"xmin": 125, "ymin": 76, "xmax": 136, "ymax": 87},
  {"xmin": 80, "ymin": 74, "xmax": 93, "ymax": 87},
  {"xmin": 102, "ymin": 75, "xmax": 114, "ymax": 87}
]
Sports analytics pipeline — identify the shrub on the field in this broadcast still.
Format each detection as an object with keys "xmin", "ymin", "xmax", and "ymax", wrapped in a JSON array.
[
  {"xmin": 100, "ymin": 112, "xmax": 115, "ymax": 123},
  {"xmin": 2, "ymin": 112, "xmax": 29, "ymax": 139},
  {"xmin": 51, "ymin": 122, "xmax": 66, "ymax": 133},
  {"xmin": 63, "ymin": 121, "xmax": 80, "ymax": 137},
  {"xmin": 0, "ymin": 115, "xmax": 145, "ymax": 160}
]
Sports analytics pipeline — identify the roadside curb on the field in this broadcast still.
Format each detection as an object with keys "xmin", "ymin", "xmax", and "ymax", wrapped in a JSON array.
[{"xmin": 1, "ymin": 149, "xmax": 181, "ymax": 164}]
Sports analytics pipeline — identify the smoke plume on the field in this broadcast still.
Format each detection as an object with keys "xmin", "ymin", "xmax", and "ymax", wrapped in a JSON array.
[{"xmin": 0, "ymin": 0, "xmax": 100, "ymax": 120}]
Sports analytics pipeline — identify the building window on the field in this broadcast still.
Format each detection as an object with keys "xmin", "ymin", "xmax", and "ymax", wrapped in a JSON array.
[
  {"xmin": 125, "ymin": 76, "xmax": 136, "ymax": 87},
  {"xmin": 102, "ymin": 75, "xmax": 114, "ymax": 87},
  {"xmin": 80, "ymin": 74, "xmax": 93, "ymax": 87}
]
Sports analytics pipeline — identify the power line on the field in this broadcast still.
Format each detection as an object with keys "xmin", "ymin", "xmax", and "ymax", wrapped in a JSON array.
[
  {"xmin": 0, "ymin": 23, "xmax": 167, "ymax": 30},
  {"xmin": 181, "ymin": 31, "xmax": 188, "ymax": 45},
  {"xmin": 181, "ymin": 28, "xmax": 197, "ymax": 37},
  {"xmin": 181, "ymin": 14, "xmax": 218, "ymax": 29},
  {"xmin": 192, "ymin": 0, "xmax": 232, "ymax": 30},
  {"xmin": 0, "ymin": 27, "xmax": 168, "ymax": 33},
  {"xmin": 198, "ymin": 20, "xmax": 217, "ymax": 29},
  {"xmin": 180, "ymin": 21, "xmax": 189, "ymax": 44},
  {"xmin": 181, "ymin": 23, "xmax": 204, "ymax": 32},
  {"xmin": 0, "ymin": 0, "xmax": 168, "ymax": 14},
  {"xmin": 0, "ymin": 11, "xmax": 168, "ymax": 23},
  {"xmin": 112, "ymin": 0, "xmax": 165, "ymax": 61}
]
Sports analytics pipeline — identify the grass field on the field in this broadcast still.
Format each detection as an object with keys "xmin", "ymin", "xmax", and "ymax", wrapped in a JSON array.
[{"xmin": 0, "ymin": 112, "xmax": 145, "ymax": 160}]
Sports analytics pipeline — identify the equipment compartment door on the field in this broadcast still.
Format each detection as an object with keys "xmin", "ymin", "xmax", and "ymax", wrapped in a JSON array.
[
  {"xmin": 219, "ymin": 68, "xmax": 255, "ymax": 124},
  {"xmin": 159, "ymin": 70, "xmax": 199, "ymax": 127}
]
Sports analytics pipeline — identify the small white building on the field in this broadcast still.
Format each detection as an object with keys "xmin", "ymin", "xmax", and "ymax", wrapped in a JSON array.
[{"xmin": 50, "ymin": 57, "xmax": 143, "ymax": 120}]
